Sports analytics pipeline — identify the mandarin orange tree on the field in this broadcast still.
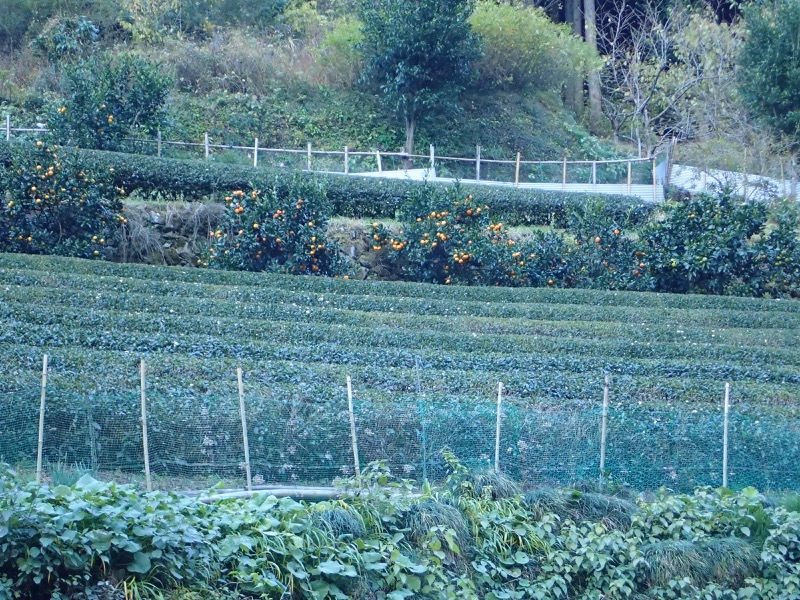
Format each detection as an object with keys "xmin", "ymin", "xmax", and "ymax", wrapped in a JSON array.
[
  {"xmin": 0, "ymin": 142, "xmax": 124, "ymax": 258},
  {"xmin": 203, "ymin": 175, "xmax": 342, "ymax": 275}
]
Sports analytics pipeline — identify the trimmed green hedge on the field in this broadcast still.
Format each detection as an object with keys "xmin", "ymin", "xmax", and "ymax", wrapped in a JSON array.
[{"xmin": 0, "ymin": 142, "xmax": 653, "ymax": 226}]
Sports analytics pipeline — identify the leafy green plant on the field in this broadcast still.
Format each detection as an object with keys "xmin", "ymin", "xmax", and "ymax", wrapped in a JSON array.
[{"xmin": 0, "ymin": 142, "xmax": 124, "ymax": 258}]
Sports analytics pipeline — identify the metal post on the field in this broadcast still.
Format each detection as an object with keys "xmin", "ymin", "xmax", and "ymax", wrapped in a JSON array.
[
  {"xmin": 743, "ymin": 149, "xmax": 748, "ymax": 200},
  {"xmin": 307, "ymin": 142, "xmax": 312, "ymax": 171},
  {"xmin": 5, "ymin": 114, "xmax": 10, "ymax": 142},
  {"xmin": 140, "ymin": 359, "xmax": 152, "ymax": 491},
  {"xmin": 627, "ymin": 161, "xmax": 632, "ymax": 195},
  {"xmin": 376, "ymin": 150, "xmax": 382, "ymax": 172},
  {"xmin": 204, "ymin": 133, "xmax": 209, "ymax": 160},
  {"xmin": 35, "ymin": 354, "xmax": 48, "ymax": 485},
  {"xmin": 723, "ymin": 382, "xmax": 730, "ymax": 488},
  {"xmin": 237, "ymin": 367, "xmax": 252, "ymax": 491},
  {"xmin": 514, "ymin": 153, "xmax": 521, "ymax": 187},
  {"xmin": 253, "ymin": 138, "xmax": 258, "ymax": 168},
  {"xmin": 346, "ymin": 376, "xmax": 361, "ymax": 485},
  {"xmin": 495, "ymin": 382, "xmax": 503, "ymax": 473},
  {"xmin": 157, "ymin": 130, "xmax": 162, "ymax": 158},
  {"xmin": 476, "ymin": 145, "xmax": 481, "ymax": 181},
  {"xmin": 562, "ymin": 157, "xmax": 567, "ymax": 191},
  {"xmin": 600, "ymin": 375, "xmax": 610, "ymax": 486},
  {"xmin": 652, "ymin": 159, "xmax": 657, "ymax": 202},
  {"xmin": 344, "ymin": 146, "xmax": 349, "ymax": 174},
  {"xmin": 430, "ymin": 144, "xmax": 435, "ymax": 171}
]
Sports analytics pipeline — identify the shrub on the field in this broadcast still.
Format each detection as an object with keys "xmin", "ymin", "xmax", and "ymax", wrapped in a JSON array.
[
  {"xmin": 469, "ymin": 0, "xmax": 600, "ymax": 91},
  {"xmin": 203, "ymin": 174, "xmax": 342, "ymax": 275},
  {"xmin": 0, "ymin": 142, "xmax": 124, "ymax": 258},
  {"xmin": 48, "ymin": 52, "xmax": 171, "ymax": 151}
]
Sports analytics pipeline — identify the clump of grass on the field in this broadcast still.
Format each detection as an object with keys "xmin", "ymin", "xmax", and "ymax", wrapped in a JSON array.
[
  {"xmin": 523, "ymin": 487, "xmax": 570, "ymax": 519},
  {"xmin": 312, "ymin": 507, "xmax": 366, "ymax": 539},
  {"xmin": 568, "ymin": 491, "xmax": 638, "ymax": 531},
  {"xmin": 402, "ymin": 499, "xmax": 471, "ymax": 557},
  {"xmin": 464, "ymin": 469, "xmax": 521, "ymax": 500},
  {"xmin": 703, "ymin": 538, "xmax": 759, "ymax": 588},
  {"xmin": 48, "ymin": 460, "xmax": 92, "ymax": 487},
  {"xmin": 780, "ymin": 493, "xmax": 800, "ymax": 514},
  {"xmin": 641, "ymin": 540, "xmax": 712, "ymax": 588}
]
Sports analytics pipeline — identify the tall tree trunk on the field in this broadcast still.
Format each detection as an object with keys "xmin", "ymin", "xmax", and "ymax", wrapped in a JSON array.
[
  {"xmin": 404, "ymin": 114, "xmax": 416, "ymax": 169},
  {"xmin": 583, "ymin": 0, "xmax": 602, "ymax": 132},
  {"xmin": 566, "ymin": 0, "xmax": 584, "ymax": 115}
]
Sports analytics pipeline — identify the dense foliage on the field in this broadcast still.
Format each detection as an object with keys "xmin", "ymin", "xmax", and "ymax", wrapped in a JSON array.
[
  {"xmin": 1, "ymin": 252, "xmax": 798, "ymax": 492},
  {"xmin": 0, "ymin": 143, "xmax": 123, "ymax": 258},
  {"xmin": 1, "ymin": 461, "xmax": 800, "ymax": 599}
]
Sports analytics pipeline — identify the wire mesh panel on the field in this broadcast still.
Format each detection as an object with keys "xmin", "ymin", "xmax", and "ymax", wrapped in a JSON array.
[
  {"xmin": 147, "ymin": 392, "xmax": 245, "ymax": 488},
  {"xmin": 247, "ymin": 396, "xmax": 353, "ymax": 486},
  {"xmin": 355, "ymin": 397, "xmax": 425, "ymax": 481},
  {"xmin": 605, "ymin": 405, "xmax": 723, "ymax": 492},
  {"xmin": 728, "ymin": 409, "xmax": 800, "ymax": 491},
  {"xmin": 504, "ymin": 401, "xmax": 603, "ymax": 488},
  {"xmin": 0, "ymin": 391, "xmax": 40, "ymax": 471}
]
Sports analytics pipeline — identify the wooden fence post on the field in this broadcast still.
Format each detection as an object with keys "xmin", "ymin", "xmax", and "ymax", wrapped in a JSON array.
[
  {"xmin": 514, "ymin": 153, "xmax": 521, "ymax": 187},
  {"xmin": 253, "ymin": 138, "xmax": 258, "ymax": 168},
  {"xmin": 346, "ymin": 376, "xmax": 361, "ymax": 486},
  {"xmin": 562, "ymin": 157, "xmax": 567, "ymax": 191},
  {"xmin": 723, "ymin": 382, "xmax": 730, "ymax": 488},
  {"xmin": 5, "ymin": 114, "xmax": 10, "ymax": 142},
  {"xmin": 140, "ymin": 359, "xmax": 152, "ymax": 491},
  {"xmin": 307, "ymin": 142, "xmax": 312, "ymax": 171},
  {"xmin": 157, "ymin": 130, "xmax": 162, "ymax": 158},
  {"xmin": 35, "ymin": 354, "xmax": 48, "ymax": 485},
  {"xmin": 204, "ymin": 133, "xmax": 209, "ymax": 160},
  {"xmin": 592, "ymin": 161, "xmax": 597, "ymax": 191},
  {"xmin": 344, "ymin": 146, "xmax": 349, "ymax": 174},
  {"xmin": 376, "ymin": 150, "xmax": 382, "ymax": 172},
  {"xmin": 627, "ymin": 161, "xmax": 632, "ymax": 196},
  {"xmin": 476, "ymin": 145, "xmax": 481, "ymax": 181},
  {"xmin": 600, "ymin": 375, "xmax": 610, "ymax": 487},
  {"xmin": 430, "ymin": 144, "xmax": 435, "ymax": 171},
  {"xmin": 237, "ymin": 367, "xmax": 252, "ymax": 492},
  {"xmin": 495, "ymin": 382, "xmax": 503, "ymax": 473}
]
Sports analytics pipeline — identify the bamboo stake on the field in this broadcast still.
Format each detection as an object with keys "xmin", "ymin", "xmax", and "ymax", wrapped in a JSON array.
[
  {"xmin": 237, "ymin": 367, "xmax": 252, "ymax": 492},
  {"xmin": 495, "ymin": 382, "xmax": 503, "ymax": 473},
  {"xmin": 307, "ymin": 142, "xmax": 312, "ymax": 171},
  {"xmin": 722, "ymin": 382, "xmax": 730, "ymax": 488},
  {"xmin": 430, "ymin": 144, "xmax": 435, "ymax": 171},
  {"xmin": 599, "ymin": 375, "xmax": 610, "ymax": 487},
  {"xmin": 253, "ymin": 138, "xmax": 258, "ymax": 168},
  {"xmin": 627, "ymin": 161, "xmax": 632, "ymax": 195},
  {"xmin": 476, "ymin": 145, "xmax": 481, "ymax": 181},
  {"xmin": 346, "ymin": 376, "xmax": 361, "ymax": 485},
  {"xmin": 376, "ymin": 150, "xmax": 382, "ymax": 172},
  {"xmin": 344, "ymin": 146, "xmax": 349, "ymax": 174},
  {"xmin": 514, "ymin": 153, "xmax": 521, "ymax": 187},
  {"xmin": 204, "ymin": 133, "xmax": 209, "ymax": 160},
  {"xmin": 140, "ymin": 359, "xmax": 152, "ymax": 491},
  {"xmin": 5, "ymin": 114, "xmax": 10, "ymax": 142},
  {"xmin": 35, "ymin": 354, "xmax": 48, "ymax": 485}
]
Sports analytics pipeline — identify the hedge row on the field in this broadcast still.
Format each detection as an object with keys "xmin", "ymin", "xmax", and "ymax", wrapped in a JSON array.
[{"xmin": 0, "ymin": 142, "xmax": 653, "ymax": 226}]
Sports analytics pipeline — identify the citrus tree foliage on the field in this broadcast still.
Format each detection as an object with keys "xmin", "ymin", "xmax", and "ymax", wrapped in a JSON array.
[
  {"xmin": 469, "ymin": 0, "xmax": 599, "ymax": 92},
  {"xmin": 738, "ymin": 0, "xmax": 800, "ymax": 154},
  {"xmin": 357, "ymin": 0, "xmax": 479, "ymax": 156},
  {"xmin": 48, "ymin": 52, "xmax": 171, "ymax": 151},
  {"xmin": 0, "ymin": 143, "xmax": 124, "ymax": 259},
  {"xmin": 29, "ymin": 16, "xmax": 100, "ymax": 63}
]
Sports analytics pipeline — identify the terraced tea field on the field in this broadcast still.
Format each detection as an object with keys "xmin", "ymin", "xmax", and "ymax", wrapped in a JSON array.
[{"xmin": 0, "ymin": 253, "xmax": 798, "ymax": 491}]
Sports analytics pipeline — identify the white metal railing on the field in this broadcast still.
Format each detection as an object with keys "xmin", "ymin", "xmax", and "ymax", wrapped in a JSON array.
[{"xmin": 3, "ymin": 114, "xmax": 665, "ymax": 201}]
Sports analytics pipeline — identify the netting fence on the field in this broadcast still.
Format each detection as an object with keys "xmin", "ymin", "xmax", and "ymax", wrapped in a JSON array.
[{"xmin": 2, "ymin": 356, "xmax": 799, "ymax": 493}]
